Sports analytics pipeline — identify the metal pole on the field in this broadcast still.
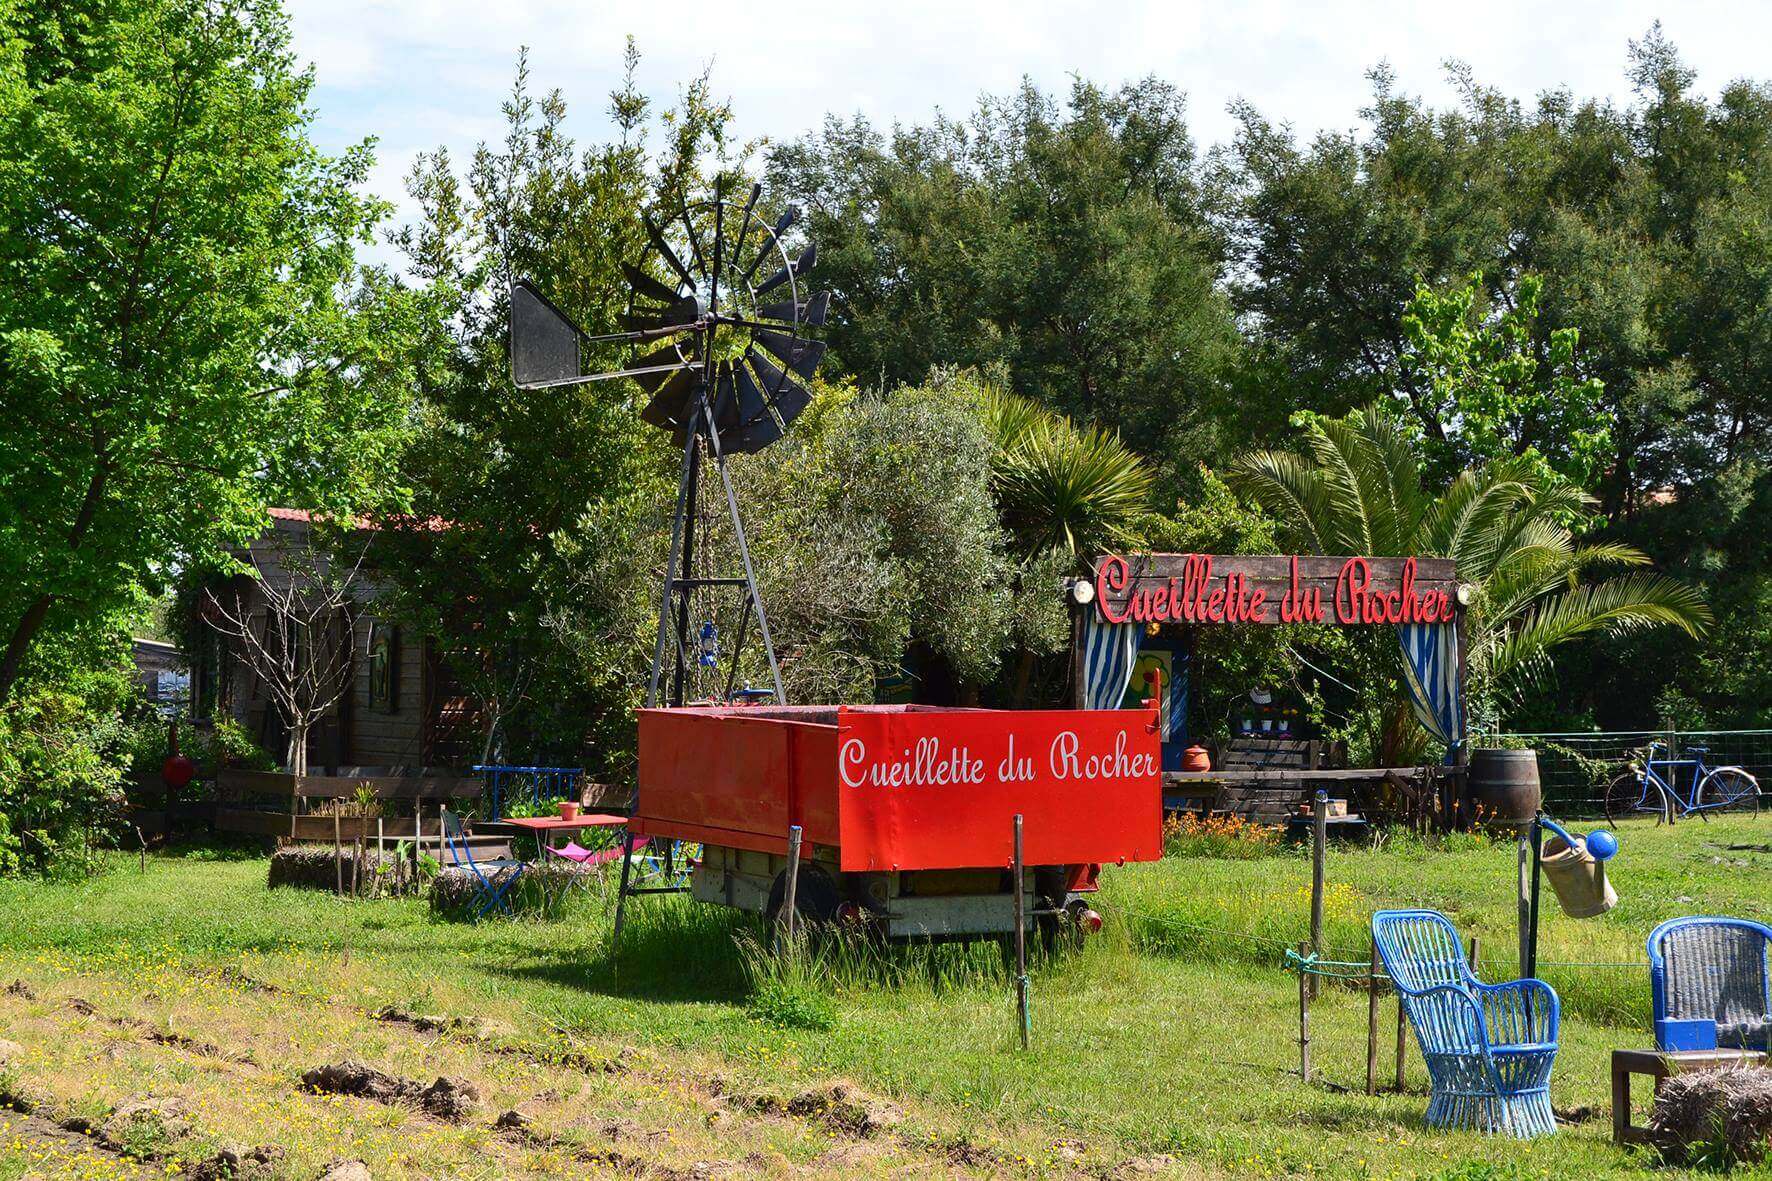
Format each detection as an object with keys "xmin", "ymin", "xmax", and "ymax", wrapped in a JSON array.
[
  {"xmin": 647, "ymin": 404, "xmax": 702, "ymax": 708},
  {"xmin": 1013, "ymin": 814, "xmax": 1029, "ymax": 1051},
  {"xmin": 781, "ymin": 825, "xmax": 803, "ymax": 944},
  {"xmin": 1309, "ymin": 790, "xmax": 1328, "ymax": 1000},
  {"xmin": 1526, "ymin": 814, "xmax": 1545, "ymax": 980},
  {"xmin": 611, "ymin": 830, "xmax": 637, "ymax": 962},
  {"xmin": 1366, "ymin": 941, "xmax": 1380, "ymax": 1095},
  {"xmin": 704, "ymin": 417, "xmax": 786, "ymax": 704},
  {"xmin": 1394, "ymin": 990, "xmax": 1407, "ymax": 1091},
  {"xmin": 334, "ymin": 811, "xmax": 342, "ymax": 896},
  {"xmin": 1298, "ymin": 940, "xmax": 1311, "ymax": 1083},
  {"xmin": 1517, "ymin": 831, "xmax": 1532, "ymax": 977}
]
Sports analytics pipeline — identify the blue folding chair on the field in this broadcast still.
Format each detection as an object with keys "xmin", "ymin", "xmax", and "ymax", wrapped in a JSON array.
[
  {"xmin": 1649, "ymin": 916, "xmax": 1772, "ymax": 1051},
  {"xmin": 1373, "ymin": 909, "xmax": 1561, "ymax": 1137},
  {"xmin": 440, "ymin": 808, "xmax": 525, "ymax": 918}
]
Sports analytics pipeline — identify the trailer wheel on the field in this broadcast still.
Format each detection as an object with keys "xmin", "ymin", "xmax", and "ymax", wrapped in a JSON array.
[{"xmin": 766, "ymin": 863, "xmax": 839, "ymax": 929}]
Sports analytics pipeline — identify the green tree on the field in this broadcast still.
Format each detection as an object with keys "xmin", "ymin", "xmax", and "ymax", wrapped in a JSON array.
[
  {"xmin": 373, "ymin": 49, "xmax": 729, "ymax": 768},
  {"xmin": 1231, "ymin": 404, "xmax": 1710, "ymax": 755},
  {"xmin": 1399, "ymin": 273, "xmax": 1609, "ymax": 486},
  {"xmin": 768, "ymin": 77, "xmax": 1242, "ymax": 487},
  {"xmin": 0, "ymin": 0, "xmax": 412, "ymax": 702}
]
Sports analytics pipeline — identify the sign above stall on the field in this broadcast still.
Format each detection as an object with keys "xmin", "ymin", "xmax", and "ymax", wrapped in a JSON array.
[{"xmin": 1091, "ymin": 553, "xmax": 1459, "ymax": 627}]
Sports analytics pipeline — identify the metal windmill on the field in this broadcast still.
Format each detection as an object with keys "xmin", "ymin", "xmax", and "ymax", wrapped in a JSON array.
[{"xmin": 508, "ymin": 179, "xmax": 828, "ymax": 708}]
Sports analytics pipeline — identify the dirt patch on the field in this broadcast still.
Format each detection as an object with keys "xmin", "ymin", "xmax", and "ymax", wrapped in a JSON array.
[
  {"xmin": 62, "ymin": 995, "xmax": 255, "ymax": 1066},
  {"xmin": 3, "ymin": 979, "xmax": 36, "ymax": 1000},
  {"xmin": 371, "ymin": 1003, "xmax": 476, "ymax": 1035},
  {"xmin": 99, "ymin": 1095, "xmax": 193, "ymax": 1149},
  {"xmin": 185, "ymin": 1142, "xmax": 286, "ymax": 1181},
  {"xmin": 301, "ymin": 1058, "xmax": 482, "ymax": 1122},
  {"xmin": 0, "ymin": 1107, "xmax": 158, "ymax": 1177},
  {"xmin": 737, "ymin": 1080, "xmax": 903, "ymax": 1139}
]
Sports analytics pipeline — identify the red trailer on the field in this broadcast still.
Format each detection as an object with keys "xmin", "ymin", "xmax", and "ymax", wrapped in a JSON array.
[{"xmin": 629, "ymin": 703, "xmax": 1162, "ymax": 938}]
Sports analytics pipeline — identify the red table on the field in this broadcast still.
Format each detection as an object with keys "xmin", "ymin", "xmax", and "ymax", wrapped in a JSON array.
[{"xmin": 502, "ymin": 813, "xmax": 628, "ymax": 859}]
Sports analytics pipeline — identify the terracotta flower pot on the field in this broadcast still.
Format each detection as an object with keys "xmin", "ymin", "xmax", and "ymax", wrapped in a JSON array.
[
  {"xmin": 558, "ymin": 800, "xmax": 580, "ymax": 821},
  {"xmin": 1181, "ymin": 745, "xmax": 1212, "ymax": 773}
]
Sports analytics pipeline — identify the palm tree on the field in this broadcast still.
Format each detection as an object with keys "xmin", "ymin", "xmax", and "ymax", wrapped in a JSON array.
[
  {"xmin": 980, "ymin": 387, "xmax": 1155, "ymax": 703},
  {"xmin": 982, "ymin": 388, "xmax": 1154, "ymax": 559},
  {"xmin": 1229, "ymin": 404, "xmax": 1709, "ymax": 742}
]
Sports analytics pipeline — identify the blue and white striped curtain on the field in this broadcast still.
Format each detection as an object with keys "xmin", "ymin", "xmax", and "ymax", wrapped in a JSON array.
[
  {"xmin": 1082, "ymin": 613, "xmax": 1140, "ymax": 712},
  {"xmin": 1398, "ymin": 622, "xmax": 1464, "ymax": 759}
]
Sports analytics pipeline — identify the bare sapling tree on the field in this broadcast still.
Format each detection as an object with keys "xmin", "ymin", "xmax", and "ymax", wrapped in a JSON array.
[{"xmin": 204, "ymin": 530, "xmax": 371, "ymax": 776}]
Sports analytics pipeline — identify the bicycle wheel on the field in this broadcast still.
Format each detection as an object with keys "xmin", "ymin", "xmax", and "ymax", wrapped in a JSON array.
[
  {"xmin": 1698, "ymin": 767, "xmax": 1761, "ymax": 815},
  {"xmin": 1602, "ymin": 772, "xmax": 1650, "ymax": 827}
]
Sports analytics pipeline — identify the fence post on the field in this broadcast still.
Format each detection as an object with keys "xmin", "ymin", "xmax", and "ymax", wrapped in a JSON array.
[
  {"xmin": 1310, "ymin": 790, "xmax": 1327, "ymax": 1000},
  {"xmin": 781, "ymin": 825, "xmax": 803, "ymax": 944},
  {"xmin": 334, "ymin": 811, "xmax": 342, "ymax": 896},
  {"xmin": 1394, "ymin": 985, "xmax": 1407, "ymax": 1092},
  {"xmin": 1297, "ymin": 940, "xmax": 1312, "ymax": 1084},
  {"xmin": 1013, "ymin": 814, "xmax": 1030, "ymax": 1051},
  {"xmin": 1366, "ymin": 941, "xmax": 1380, "ymax": 1095},
  {"xmin": 1517, "ymin": 833, "xmax": 1532, "ymax": 978}
]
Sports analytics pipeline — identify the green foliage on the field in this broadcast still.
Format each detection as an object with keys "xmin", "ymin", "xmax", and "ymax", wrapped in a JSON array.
[
  {"xmin": 1400, "ymin": 273, "xmax": 1610, "ymax": 486},
  {"xmin": 0, "ymin": 0, "xmax": 416, "ymax": 703},
  {"xmin": 1224, "ymin": 32, "xmax": 1772, "ymax": 725},
  {"xmin": 0, "ymin": 658, "xmax": 133, "ymax": 876},
  {"xmin": 769, "ymin": 77, "xmax": 1243, "ymax": 491},
  {"xmin": 982, "ymin": 385, "xmax": 1156, "ymax": 558},
  {"xmin": 374, "ymin": 47, "xmax": 728, "ymax": 769},
  {"xmin": 1231, "ymin": 403, "xmax": 1710, "ymax": 745},
  {"xmin": 745, "ymin": 376, "xmax": 1015, "ymax": 701}
]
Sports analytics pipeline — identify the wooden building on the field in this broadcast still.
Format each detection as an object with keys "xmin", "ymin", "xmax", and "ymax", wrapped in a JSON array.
[{"xmin": 189, "ymin": 508, "xmax": 477, "ymax": 771}]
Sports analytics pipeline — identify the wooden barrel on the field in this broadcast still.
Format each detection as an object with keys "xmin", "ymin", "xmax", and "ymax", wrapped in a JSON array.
[{"xmin": 1466, "ymin": 748, "xmax": 1541, "ymax": 830}]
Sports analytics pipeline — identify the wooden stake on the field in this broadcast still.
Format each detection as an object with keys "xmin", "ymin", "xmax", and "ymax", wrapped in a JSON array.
[
  {"xmin": 376, "ymin": 818, "xmax": 384, "ymax": 899},
  {"xmin": 1366, "ymin": 941, "xmax": 1380, "ymax": 1095},
  {"xmin": 781, "ymin": 825, "xmax": 803, "ymax": 944},
  {"xmin": 1517, "ymin": 834, "xmax": 1532, "ymax": 978},
  {"xmin": 1298, "ymin": 940, "xmax": 1311, "ymax": 1083},
  {"xmin": 334, "ymin": 811, "xmax": 342, "ymax": 896},
  {"xmin": 1309, "ymin": 790, "xmax": 1328, "ymax": 1000},
  {"xmin": 1395, "ymin": 986, "xmax": 1407, "ymax": 1092},
  {"xmin": 1013, "ymin": 814, "xmax": 1030, "ymax": 1051},
  {"xmin": 1468, "ymin": 934, "xmax": 1481, "ymax": 977}
]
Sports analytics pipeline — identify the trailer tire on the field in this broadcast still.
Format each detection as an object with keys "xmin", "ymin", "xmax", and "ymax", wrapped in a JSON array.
[{"xmin": 766, "ymin": 863, "xmax": 839, "ymax": 929}]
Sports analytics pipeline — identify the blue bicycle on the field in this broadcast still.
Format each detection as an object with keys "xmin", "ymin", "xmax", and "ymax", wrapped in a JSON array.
[{"xmin": 1603, "ymin": 741, "xmax": 1760, "ymax": 826}]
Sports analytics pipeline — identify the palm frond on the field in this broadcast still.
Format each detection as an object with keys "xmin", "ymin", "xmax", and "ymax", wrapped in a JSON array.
[
  {"xmin": 1227, "ymin": 450, "xmax": 1337, "ymax": 554},
  {"xmin": 1486, "ymin": 574, "xmax": 1712, "ymax": 686}
]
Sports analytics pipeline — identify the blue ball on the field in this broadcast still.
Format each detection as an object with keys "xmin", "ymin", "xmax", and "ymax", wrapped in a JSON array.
[{"xmin": 1586, "ymin": 829, "xmax": 1619, "ymax": 861}]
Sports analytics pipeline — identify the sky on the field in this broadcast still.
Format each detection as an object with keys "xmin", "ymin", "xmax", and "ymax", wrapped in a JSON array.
[{"xmin": 286, "ymin": 0, "xmax": 1771, "ymax": 260}]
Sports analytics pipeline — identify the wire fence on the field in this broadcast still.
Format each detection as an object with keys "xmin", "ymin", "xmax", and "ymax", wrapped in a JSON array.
[{"xmin": 1482, "ymin": 728, "xmax": 1772, "ymax": 818}]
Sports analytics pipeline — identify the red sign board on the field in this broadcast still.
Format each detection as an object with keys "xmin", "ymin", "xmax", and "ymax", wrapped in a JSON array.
[
  {"xmin": 835, "ymin": 706, "xmax": 1162, "ymax": 872},
  {"xmin": 1093, "ymin": 553, "xmax": 1458, "ymax": 627}
]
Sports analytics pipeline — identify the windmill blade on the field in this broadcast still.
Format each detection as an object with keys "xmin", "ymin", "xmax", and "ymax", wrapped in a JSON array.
[
  {"xmin": 757, "ymin": 290, "xmax": 830, "ymax": 327},
  {"xmin": 711, "ymin": 365, "xmax": 740, "ymax": 433},
  {"xmin": 641, "ymin": 367, "xmax": 697, "ymax": 429},
  {"xmin": 510, "ymin": 280, "xmax": 584, "ymax": 388},
  {"xmin": 729, "ymin": 415, "xmax": 784, "ymax": 455},
  {"xmin": 621, "ymin": 295, "xmax": 701, "ymax": 331},
  {"xmin": 725, "ymin": 183, "xmax": 763, "ymax": 289},
  {"xmin": 754, "ymin": 328, "xmax": 827, "ymax": 380},
  {"xmin": 742, "ymin": 205, "xmax": 800, "ymax": 285},
  {"xmin": 747, "ymin": 350, "xmax": 814, "ymax": 427},
  {"xmin": 622, "ymin": 261, "xmax": 681, "ymax": 305},
  {"xmin": 643, "ymin": 210, "xmax": 698, "ymax": 290},
  {"xmin": 631, "ymin": 343, "xmax": 694, "ymax": 392},
  {"xmin": 730, "ymin": 363, "xmax": 771, "ymax": 429},
  {"xmin": 755, "ymin": 243, "xmax": 817, "ymax": 297}
]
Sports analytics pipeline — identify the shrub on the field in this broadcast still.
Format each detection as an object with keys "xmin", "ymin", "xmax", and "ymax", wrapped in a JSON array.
[{"xmin": 0, "ymin": 669, "xmax": 134, "ymax": 876}]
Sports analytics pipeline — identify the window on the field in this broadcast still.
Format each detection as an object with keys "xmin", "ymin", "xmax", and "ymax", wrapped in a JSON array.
[{"xmin": 367, "ymin": 622, "xmax": 401, "ymax": 713}]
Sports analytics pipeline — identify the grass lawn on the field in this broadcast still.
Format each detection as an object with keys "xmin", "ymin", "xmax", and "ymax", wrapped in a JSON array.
[{"xmin": 0, "ymin": 814, "xmax": 1767, "ymax": 1178}]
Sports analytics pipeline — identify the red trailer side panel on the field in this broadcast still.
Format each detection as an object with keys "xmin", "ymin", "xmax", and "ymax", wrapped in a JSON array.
[
  {"xmin": 834, "ymin": 707, "xmax": 1161, "ymax": 872},
  {"xmin": 635, "ymin": 710, "xmax": 840, "ymax": 853}
]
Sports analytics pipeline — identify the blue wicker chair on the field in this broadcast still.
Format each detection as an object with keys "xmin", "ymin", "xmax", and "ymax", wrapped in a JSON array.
[
  {"xmin": 1648, "ymin": 916, "xmax": 1772, "ymax": 1052},
  {"xmin": 1372, "ymin": 909, "xmax": 1561, "ymax": 1137}
]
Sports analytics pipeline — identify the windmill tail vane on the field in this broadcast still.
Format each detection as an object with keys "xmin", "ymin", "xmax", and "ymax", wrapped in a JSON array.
[{"xmin": 507, "ymin": 180, "xmax": 830, "ymax": 710}]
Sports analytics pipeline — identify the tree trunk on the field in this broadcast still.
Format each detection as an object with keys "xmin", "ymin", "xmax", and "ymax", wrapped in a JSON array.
[
  {"xmin": 1010, "ymin": 648, "xmax": 1038, "ymax": 709},
  {"xmin": 287, "ymin": 719, "xmax": 310, "ymax": 777},
  {"xmin": 0, "ymin": 595, "xmax": 55, "ymax": 704}
]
